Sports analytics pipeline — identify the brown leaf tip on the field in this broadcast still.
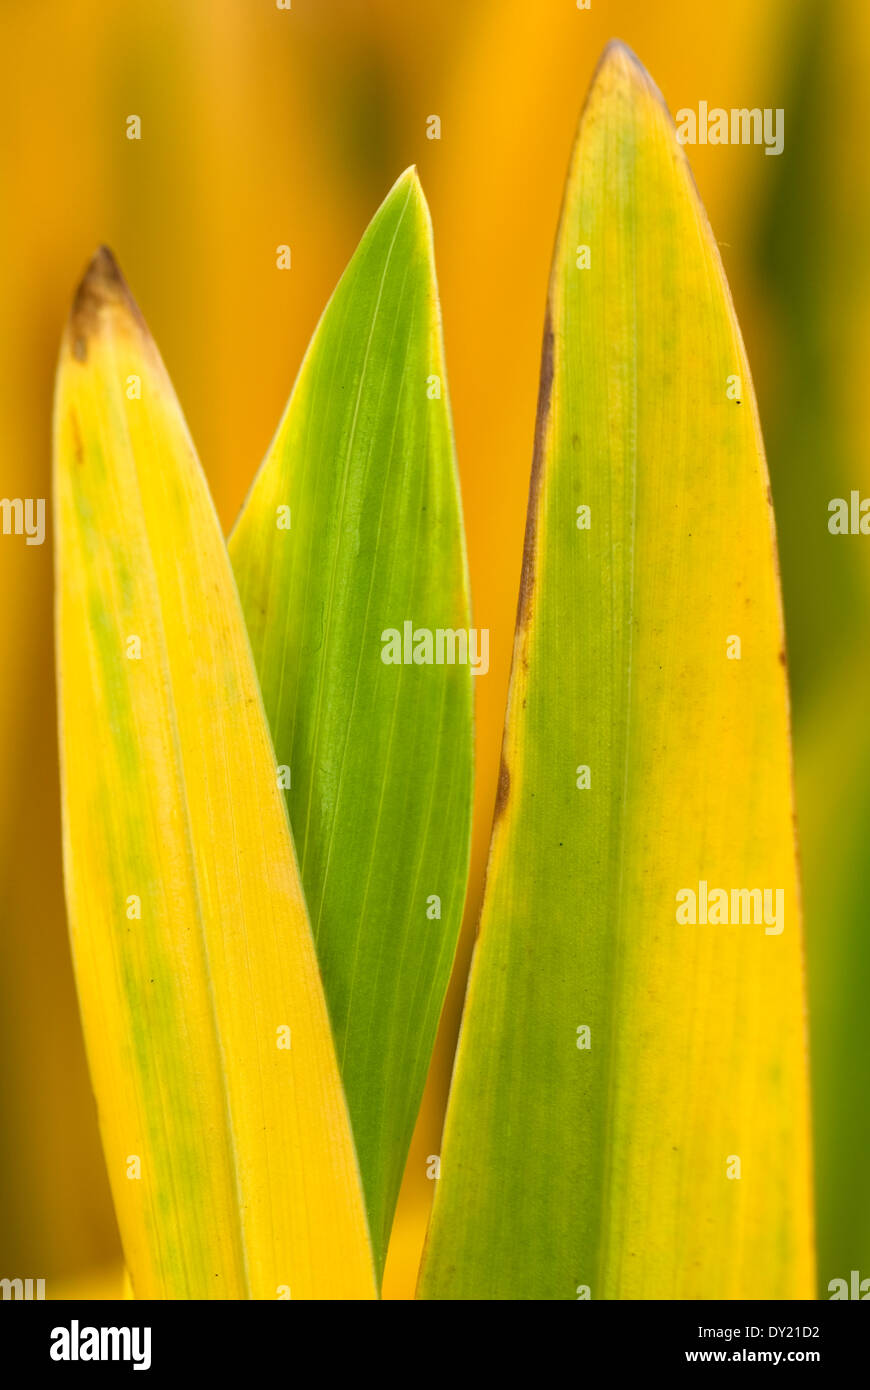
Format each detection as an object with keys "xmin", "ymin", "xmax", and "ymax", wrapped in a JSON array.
[{"xmin": 70, "ymin": 246, "xmax": 138, "ymax": 360}]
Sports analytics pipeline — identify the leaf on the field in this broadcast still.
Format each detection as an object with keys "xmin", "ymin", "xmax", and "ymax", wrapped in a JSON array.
[
  {"xmin": 418, "ymin": 43, "xmax": 815, "ymax": 1300},
  {"xmin": 229, "ymin": 169, "xmax": 473, "ymax": 1277},
  {"xmin": 54, "ymin": 249, "xmax": 376, "ymax": 1300},
  {"xmin": 753, "ymin": 1, "xmax": 870, "ymax": 1292}
]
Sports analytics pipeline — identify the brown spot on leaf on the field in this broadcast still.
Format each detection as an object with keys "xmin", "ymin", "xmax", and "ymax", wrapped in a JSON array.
[
  {"xmin": 516, "ymin": 314, "xmax": 554, "ymax": 632},
  {"xmin": 493, "ymin": 758, "xmax": 510, "ymax": 823},
  {"xmin": 69, "ymin": 412, "xmax": 84, "ymax": 465}
]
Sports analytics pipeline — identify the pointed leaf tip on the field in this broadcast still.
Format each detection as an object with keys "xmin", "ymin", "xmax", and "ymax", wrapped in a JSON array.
[
  {"xmin": 586, "ymin": 38, "xmax": 663, "ymax": 111},
  {"xmin": 68, "ymin": 246, "xmax": 140, "ymax": 359},
  {"xmin": 599, "ymin": 37, "xmax": 645, "ymax": 73},
  {"xmin": 391, "ymin": 164, "xmax": 426, "ymax": 208}
]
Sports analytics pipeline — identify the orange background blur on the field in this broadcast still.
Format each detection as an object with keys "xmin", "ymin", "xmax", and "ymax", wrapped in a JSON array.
[{"xmin": 1, "ymin": 0, "xmax": 867, "ymax": 1299}]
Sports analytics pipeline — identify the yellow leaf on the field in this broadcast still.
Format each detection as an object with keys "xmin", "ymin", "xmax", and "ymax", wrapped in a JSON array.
[
  {"xmin": 419, "ymin": 43, "xmax": 815, "ymax": 1300},
  {"xmin": 54, "ymin": 249, "xmax": 376, "ymax": 1299}
]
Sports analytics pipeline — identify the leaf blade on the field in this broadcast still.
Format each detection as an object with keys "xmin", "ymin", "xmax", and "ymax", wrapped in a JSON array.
[
  {"xmin": 230, "ymin": 169, "xmax": 473, "ymax": 1275},
  {"xmin": 419, "ymin": 43, "xmax": 814, "ymax": 1300},
  {"xmin": 54, "ymin": 249, "xmax": 376, "ymax": 1299}
]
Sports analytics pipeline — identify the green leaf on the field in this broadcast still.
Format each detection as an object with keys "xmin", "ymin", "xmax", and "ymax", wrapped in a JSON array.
[
  {"xmin": 230, "ymin": 169, "xmax": 473, "ymax": 1276},
  {"xmin": 753, "ymin": 1, "xmax": 870, "ymax": 1291},
  {"xmin": 54, "ymin": 248, "xmax": 376, "ymax": 1299},
  {"xmin": 418, "ymin": 43, "xmax": 814, "ymax": 1300}
]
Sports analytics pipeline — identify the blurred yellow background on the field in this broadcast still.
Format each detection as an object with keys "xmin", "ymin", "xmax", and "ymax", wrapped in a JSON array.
[{"xmin": 0, "ymin": 0, "xmax": 866, "ymax": 1299}]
